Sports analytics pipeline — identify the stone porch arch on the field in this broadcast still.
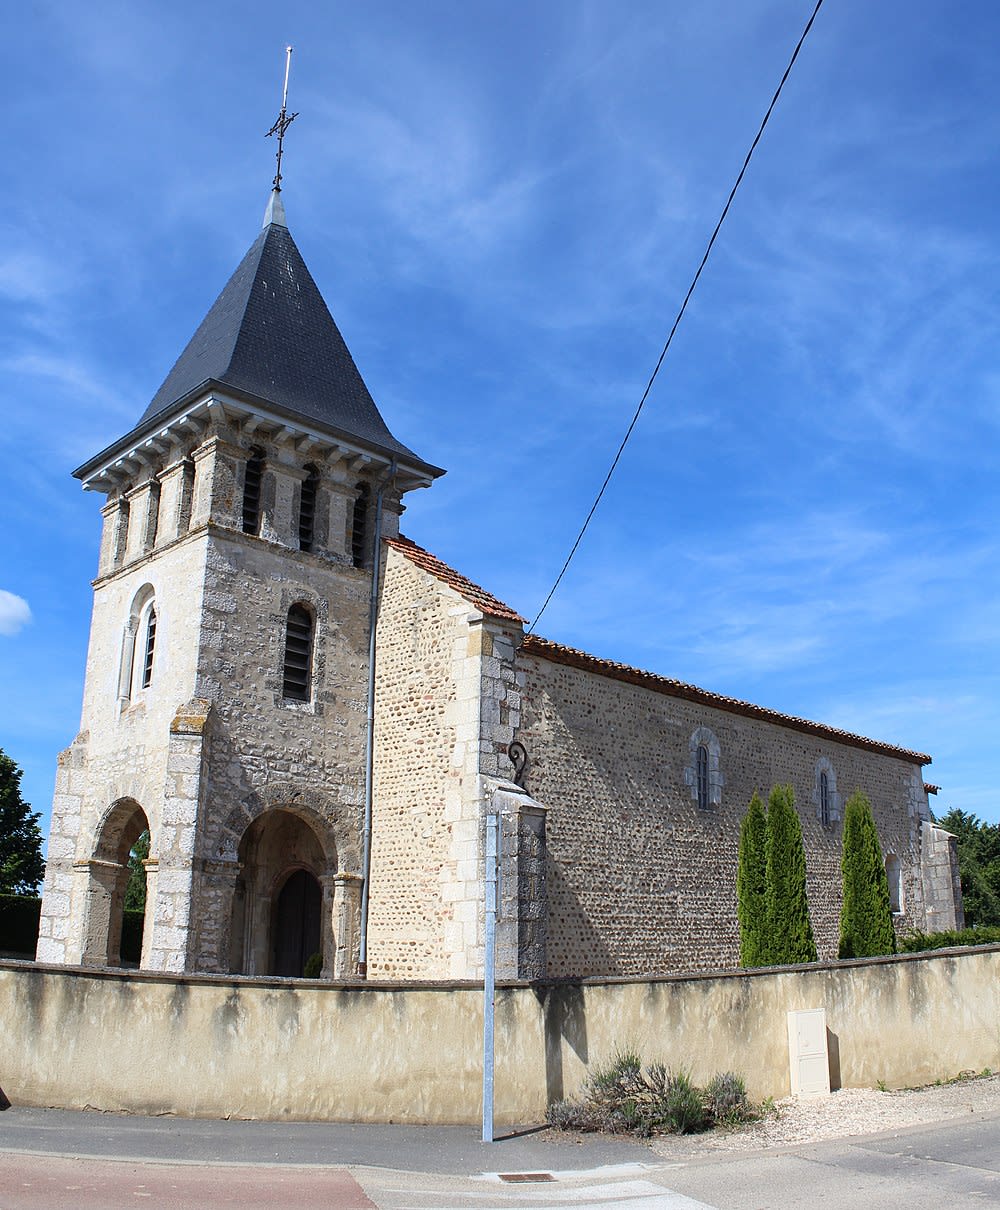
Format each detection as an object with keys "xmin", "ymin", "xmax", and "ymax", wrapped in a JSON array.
[
  {"xmin": 222, "ymin": 785, "xmax": 362, "ymax": 979},
  {"xmin": 79, "ymin": 796, "xmax": 151, "ymax": 967}
]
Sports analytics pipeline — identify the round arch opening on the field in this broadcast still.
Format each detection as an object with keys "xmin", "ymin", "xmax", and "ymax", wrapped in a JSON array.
[{"xmin": 230, "ymin": 808, "xmax": 332, "ymax": 977}]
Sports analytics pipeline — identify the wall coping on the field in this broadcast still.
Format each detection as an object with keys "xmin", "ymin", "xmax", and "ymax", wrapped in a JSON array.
[{"xmin": 4, "ymin": 943, "xmax": 998, "ymax": 994}]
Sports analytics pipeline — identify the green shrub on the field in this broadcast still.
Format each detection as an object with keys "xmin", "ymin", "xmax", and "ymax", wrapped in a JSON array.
[
  {"xmin": 547, "ymin": 1052, "xmax": 760, "ymax": 1138},
  {"xmin": 839, "ymin": 791, "xmax": 896, "ymax": 959},
  {"xmin": 737, "ymin": 792, "xmax": 768, "ymax": 966},
  {"xmin": 899, "ymin": 926, "xmax": 1000, "ymax": 953},
  {"xmin": 303, "ymin": 951, "xmax": 323, "ymax": 978},
  {"xmin": 0, "ymin": 894, "xmax": 41, "ymax": 954},
  {"xmin": 704, "ymin": 1071, "xmax": 753, "ymax": 1125},
  {"xmin": 765, "ymin": 785, "xmax": 817, "ymax": 964}
]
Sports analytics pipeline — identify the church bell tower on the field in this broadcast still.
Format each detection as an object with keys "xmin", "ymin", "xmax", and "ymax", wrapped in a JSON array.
[{"xmin": 36, "ymin": 186, "xmax": 442, "ymax": 977}]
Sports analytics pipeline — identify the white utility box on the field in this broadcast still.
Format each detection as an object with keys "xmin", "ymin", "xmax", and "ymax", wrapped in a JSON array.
[{"xmin": 787, "ymin": 1007, "xmax": 831, "ymax": 1097}]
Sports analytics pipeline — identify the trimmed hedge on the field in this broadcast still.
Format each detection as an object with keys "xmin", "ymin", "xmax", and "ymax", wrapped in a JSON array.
[{"xmin": 0, "ymin": 894, "xmax": 41, "ymax": 954}]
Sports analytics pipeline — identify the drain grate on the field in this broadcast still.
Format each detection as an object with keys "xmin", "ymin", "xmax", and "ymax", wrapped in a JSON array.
[{"xmin": 499, "ymin": 1173, "xmax": 555, "ymax": 1183}]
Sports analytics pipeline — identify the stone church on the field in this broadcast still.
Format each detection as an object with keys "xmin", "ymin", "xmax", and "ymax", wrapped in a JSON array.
[{"xmin": 36, "ymin": 189, "xmax": 963, "ymax": 983}]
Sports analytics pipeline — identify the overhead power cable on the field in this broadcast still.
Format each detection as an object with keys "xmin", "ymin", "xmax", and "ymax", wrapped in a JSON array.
[{"xmin": 527, "ymin": 0, "xmax": 825, "ymax": 635}]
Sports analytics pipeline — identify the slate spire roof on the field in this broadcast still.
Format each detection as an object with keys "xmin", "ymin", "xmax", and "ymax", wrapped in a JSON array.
[{"xmin": 77, "ymin": 192, "xmax": 440, "ymax": 482}]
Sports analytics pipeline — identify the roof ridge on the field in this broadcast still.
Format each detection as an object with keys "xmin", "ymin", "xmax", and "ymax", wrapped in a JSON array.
[{"xmin": 521, "ymin": 634, "xmax": 931, "ymax": 765}]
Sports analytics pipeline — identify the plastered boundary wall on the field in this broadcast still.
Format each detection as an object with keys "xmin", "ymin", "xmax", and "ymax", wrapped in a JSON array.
[{"xmin": 3, "ymin": 947, "xmax": 998, "ymax": 1124}]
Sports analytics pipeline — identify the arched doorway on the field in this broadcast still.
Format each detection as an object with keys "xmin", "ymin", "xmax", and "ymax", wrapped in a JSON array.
[
  {"xmin": 85, "ymin": 799, "xmax": 151, "ymax": 967},
  {"xmin": 272, "ymin": 868, "xmax": 322, "ymax": 976},
  {"xmin": 230, "ymin": 808, "xmax": 332, "ymax": 976}
]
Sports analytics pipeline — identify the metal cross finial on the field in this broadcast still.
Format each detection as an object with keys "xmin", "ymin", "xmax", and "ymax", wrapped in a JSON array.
[{"xmin": 266, "ymin": 46, "xmax": 299, "ymax": 192}]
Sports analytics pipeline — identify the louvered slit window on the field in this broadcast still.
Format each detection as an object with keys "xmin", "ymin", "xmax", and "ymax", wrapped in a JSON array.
[
  {"xmin": 299, "ymin": 466, "xmax": 319, "ymax": 552},
  {"xmin": 141, "ymin": 608, "xmax": 156, "ymax": 689},
  {"xmin": 283, "ymin": 604, "xmax": 313, "ymax": 702},
  {"xmin": 242, "ymin": 448, "xmax": 264, "ymax": 535},
  {"xmin": 351, "ymin": 482, "xmax": 369, "ymax": 568}
]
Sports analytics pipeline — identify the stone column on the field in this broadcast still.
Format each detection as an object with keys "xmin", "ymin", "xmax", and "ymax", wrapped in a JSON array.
[
  {"xmin": 98, "ymin": 498, "xmax": 127, "ymax": 577},
  {"xmin": 36, "ymin": 732, "xmax": 89, "ymax": 965},
  {"xmin": 264, "ymin": 460, "xmax": 308, "ymax": 548},
  {"xmin": 332, "ymin": 873, "xmax": 363, "ymax": 977},
  {"xmin": 145, "ymin": 699, "xmax": 212, "ymax": 973},
  {"xmin": 920, "ymin": 821, "xmax": 965, "ymax": 932},
  {"xmin": 76, "ymin": 858, "xmax": 124, "ymax": 966},
  {"xmin": 493, "ymin": 783, "xmax": 548, "ymax": 981},
  {"xmin": 190, "ymin": 436, "xmax": 243, "ymax": 531},
  {"xmin": 156, "ymin": 458, "xmax": 195, "ymax": 546},
  {"xmin": 192, "ymin": 858, "xmax": 242, "ymax": 973},
  {"xmin": 139, "ymin": 857, "xmax": 159, "ymax": 969},
  {"xmin": 323, "ymin": 479, "xmax": 355, "ymax": 562},
  {"xmin": 124, "ymin": 478, "xmax": 160, "ymax": 562}
]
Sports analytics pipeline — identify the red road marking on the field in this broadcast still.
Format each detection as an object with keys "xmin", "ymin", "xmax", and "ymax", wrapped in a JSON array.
[{"xmin": 0, "ymin": 1154, "xmax": 377, "ymax": 1210}]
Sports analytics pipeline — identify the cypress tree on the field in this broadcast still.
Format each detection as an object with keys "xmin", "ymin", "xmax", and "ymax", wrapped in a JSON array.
[
  {"xmin": 839, "ymin": 790, "xmax": 896, "ymax": 958},
  {"xmin": 736, "ymin": 792, "xmax": 768, "ymax": 966},
  {"xmin": 764, "ymin": 784, "xmax": 817, "ymax": 964}
]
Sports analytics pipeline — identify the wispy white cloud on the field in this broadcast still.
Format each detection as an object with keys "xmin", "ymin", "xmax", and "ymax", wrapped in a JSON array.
[{"xmin": 0, "ymin": 591, "xmax": 31, "ymax": 636}]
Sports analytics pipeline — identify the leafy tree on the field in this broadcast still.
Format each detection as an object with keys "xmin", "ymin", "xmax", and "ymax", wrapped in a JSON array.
[
  {"xmin": 936, "ymin": 809, "xmax": 1000, "ymax": 928},
  {"xmin": 838, "ymin": 791, "xmax": 896, "ymax": 958},
  {"xmin": 736, "ymin": 792, "xmax": 768, "ymax": 966},
  {"xmin": 764, "ymin": 784, "xmax": 817, "ymax": 964},
  {"xmin": 124, "ymin": 829, "xmax": 150, "ymax": 912},
  {"xmin": 0, "ymin": 748, "xmax": 44, "ymax": 895}
]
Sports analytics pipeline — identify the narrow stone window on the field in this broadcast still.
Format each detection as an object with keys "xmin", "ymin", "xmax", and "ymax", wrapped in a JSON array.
[
  {"xmin": 283, "ymin": 604, "xmax": 314, "ymax": 702},
  {"xmin": 686, "ymin": 727, "xmax": 723, "ymax": 808},
  {"xmin": 885, "ymin": 854, "xmax": 903, "ymax": 913},
  {"xmin": 299, "ymin": 465, "xmax": 319, "ymax": 553},
  {"xmin": 351, "ymin": 482, "xmax": 369, "ymax": 568},
  {"xmin": 141, "ymin": 607, "xmax": 156, "ymax": 689},
  {"xmin": 696, "ymin": 743, "xmax": 710, "ymax": 811},
  {"xmin": 820, "ymin": 771, "xmax": 831, "ymax": 828},
  {"xmin": 813, "ymin": 758, "xmax": 840, "ymax": 825},
  {"xmin": 242, "ymin": 447, "xmax": 265, "ymax": 536}
]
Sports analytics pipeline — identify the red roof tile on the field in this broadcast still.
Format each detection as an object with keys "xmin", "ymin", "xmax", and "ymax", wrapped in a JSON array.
[
  {"xmin": 384, "ymin": 535, "xmax": 525, "ymax": 624},
  {"xmin": 387, "ymin": 535, "xmax": 931, "ymax": 768},
  {"xmin": 521, "ymin": 635, "xmax": 932, "ymax": 767}
]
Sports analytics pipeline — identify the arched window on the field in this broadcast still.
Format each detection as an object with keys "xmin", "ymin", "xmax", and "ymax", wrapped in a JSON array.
[
  {"xmin": 885, "ymin": 854, "xmax": 903, "ymax": 914},
  {"xmin": 696, "ymin": 743, "xmax": 710, "ymax": 811},
  {"xmin": 813, "ymin": 758, "xmax": 840, "ymax": 826},
  {"xmin": 141, "ymin": 607, "xmax": 156, "ymax": 689},
  {"xmin": 283, "ymin": 604, "xmax": 314, "ymax": 702},
  {"xmin": 351, "ymin": 482, "xmax": 369, "ymax": 568},
  {"xmin": 686, "ymin": 727, "xmax": 723, "ymax": 808},
  {"xmin": 242, "ymin": 447, "xmax": 264, "ymax": 536},
  {"xmin": 299, "ymin": 465, "xmax": 319, "ymax": 553},
  {"xmin": 119, "ymin": 585, "xmax": 157, "ymax": 702}
]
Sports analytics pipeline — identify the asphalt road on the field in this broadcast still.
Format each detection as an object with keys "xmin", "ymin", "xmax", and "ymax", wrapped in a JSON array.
[{"xmin": 1, "ymin": 1105, "xmax": 998, "ymax": 1208}]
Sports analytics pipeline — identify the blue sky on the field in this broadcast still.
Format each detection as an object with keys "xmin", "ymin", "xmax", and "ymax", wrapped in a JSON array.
[{"xmin": 2, "ymin": 0, "xmax": 999, "ymax": 841}]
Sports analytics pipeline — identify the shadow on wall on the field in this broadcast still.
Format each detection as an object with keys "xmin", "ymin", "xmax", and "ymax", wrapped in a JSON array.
[
  {"xmin": 534, "ymin": 982, "xmax": 588, "ymax": 1107},
  {"xmin": 545, "ymin": 864, "xmax": 622, "ymax": 980},
  {"xmin": 828, "ymin": 1026, "xmax": 842, "ymax": 1091}
]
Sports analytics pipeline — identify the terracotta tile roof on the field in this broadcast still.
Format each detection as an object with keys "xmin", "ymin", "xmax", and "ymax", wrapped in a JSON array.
[
  {"xmin": 384, "ymin": 535, "xmax": 525, "ymax": 624},
  {"xmin": 387, "ymin": 534, "xmax": 931, "ymax": 768},
  {"xmin": 521, "ymin": 634, "xmax": 932, "ymax": 767}
]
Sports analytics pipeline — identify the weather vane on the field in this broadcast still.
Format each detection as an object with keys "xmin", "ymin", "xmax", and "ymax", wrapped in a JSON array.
[{"xmin": 266, "ymin": 46, "xmax": 298, "ymax": 192}]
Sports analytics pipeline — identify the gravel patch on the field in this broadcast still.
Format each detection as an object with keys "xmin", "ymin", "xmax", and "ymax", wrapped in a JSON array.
[{"xmin": 649, "ymin": 1072, "xmax": 1000, "ymax": 1156}]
